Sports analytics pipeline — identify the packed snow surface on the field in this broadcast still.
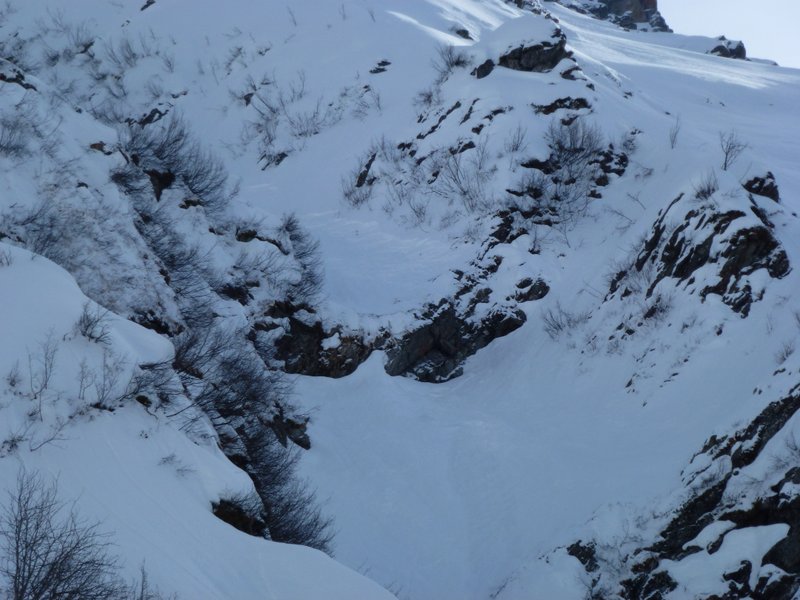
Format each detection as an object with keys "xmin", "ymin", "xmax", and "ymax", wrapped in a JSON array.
[{"xmin": 0, "ymin": 0, "xmax": 798, "ymax": 598}]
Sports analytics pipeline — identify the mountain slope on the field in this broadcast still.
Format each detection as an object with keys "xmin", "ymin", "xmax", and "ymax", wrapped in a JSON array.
[{"xmin": 0, "ymin": 1, "xmax": 798, "ymax": 599}]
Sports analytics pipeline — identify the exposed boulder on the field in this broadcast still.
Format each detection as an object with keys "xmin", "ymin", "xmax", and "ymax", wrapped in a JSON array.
[
  {"xmin": 709, "ymin": 37, "xmax": 747, "ymax": 60},
  {"xmin": 497, "ymin": 27, "xmax": 569, "ymax": 73},
  {"xmin": 474, "ymin": 15, "xmax": 569, "ymax": 79}
]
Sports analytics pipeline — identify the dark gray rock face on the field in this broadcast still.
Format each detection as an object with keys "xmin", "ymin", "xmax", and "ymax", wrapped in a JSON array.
[
  {"xmin": 625, "ymin": 192, "xmax": 790, "ymax": 317},
  {"xmin": 552, "ymin": 0, "xmax": 671, "ymax": 32},
  {"xmin": 710, "ymin": 37, "xmax": 747, "ymax": 60},
  {"xmin": 384, "ymin": 301, "xmax": 527, "ymax": 383},
  {"xmin": 572, "ymin": 388, "xmax": 800, "ymax": 599},
  {"xmin": 273, "ymin": 313, "xmax": 374, "ymax": 379},
  {"xmin": 622, "ymin": 389, "xmax": 800, "ymax": 599},
  {"xmin": 472, "ymin": 23, "xmax": 568, "ymax": 79},
  {"xmin": 744, "ymin": 172, "xmax": 781, "ymax": 202},
  {"xmin": 498, "ymin": 27, "xmax": 569, "ymax": 72}
]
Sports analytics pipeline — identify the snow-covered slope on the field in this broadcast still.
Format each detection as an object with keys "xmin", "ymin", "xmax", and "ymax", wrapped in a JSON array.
[
  {"xmin": 0, "ymin": 245, "xmax": 394, "ymax": 599},
  {"xmin": 0, "ymin": 0, "xmax": 798, "ymax": 598}
]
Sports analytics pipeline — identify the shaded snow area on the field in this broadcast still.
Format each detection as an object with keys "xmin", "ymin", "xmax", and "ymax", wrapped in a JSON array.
[{"xmin": 0, "ymin": 0, "xmax": 799, "ymax": 598}]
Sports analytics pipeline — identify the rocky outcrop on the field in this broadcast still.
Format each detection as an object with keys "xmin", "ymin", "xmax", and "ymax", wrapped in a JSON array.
[
  {"xmin": 554, "ymin": 0, "xmax": 671, "ymax": 32},
  {"xmin": 270, "ymin": 247, "xmax": 549, "ymax": 383},
  {"xmin": 270, "ymin": 275, "xmax": 544, "ymax": 384},
  {"xmin": 384, "ymin": 300, "xmax": 527, "ymax": 383},
  {"xmin": 498, "ymin": 27, "xmax": 569, "ymax": 72},
  {"xmin": 623, "ymin": 389, "xmax": 800, "ymax": 599},
  {"xmin": 617, "ymin": 191, "xmax": 790, "ymax": 317},
  {"xmin": 572, "ymin": 387, "xmax": 800, "ymax": 599},
  {"xmin": 744, "ymin": 172, "xmax": 781, "ymax": 203},
  {"xmin": 473, "ymin": 24, "xmax": 569, "ymax": 79},
  {"xmin": 710, "ymin": 37, "xmax": 747, "ymax": 60},
  {"xmin": 271, "ymin": 311, "xmax": 375, "ymax": 379}
]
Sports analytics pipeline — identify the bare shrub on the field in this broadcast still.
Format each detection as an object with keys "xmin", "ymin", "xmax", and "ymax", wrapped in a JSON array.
[
  {"xmin": 0, "ymin": 248, "xmax": 12, "ymax": 267},
  {"xmin": 75, "ymin": 301, "xmax": 111, "ymax": 345},
  {"xmin": 413, "ymin": 85, "xmax": 442, "ymax": 110},
  {"xmin": 542, "ymin": 303, "xmax": 590, "ymax": 339},
  {"xmin": 245, "ymin": 429, "xmax": 334, "ymax": 553},
  {"xmin": 668, "ymin": 115, "xmax": 681, "ymax": 149},
  {"xmin": 433, "ymin": 139, "xmax": 496, "ymax": 213},
  {"xmin": 771, "ymin": 432, "xmax": 800, "ymax": 474},
  {"xmin": 503, "ymin": 125, "xmax": 528, "ymax": 157},
  {"xmin": 280, "ymin": 214, "xmax": 323, "ymax": 305},
  {"xmin": 120, "ymin": 115, "xmax": 229, "ymax": 213},
  {"xmin": 545, "ymin": 118, "xmax": 603, "ymax": 173},
  {"xmin": 719, "ymin": 130, "xmax": 747, "ymax": 171},
  {"xmin": 511, "ymin": 118, "xmax": 603, "ymax": 238},
  {"xmin": 27, "ymin": 333, "xmax": 58, "ymax": 416},
  {"xmin": 92, "ymin": 350, "xmax": 127, "ymax": 409},
  {"xmin": 341, "ymin": 172, "xmax": 374, "ymax": 207},
  {"xmin": 0, "ymin": 111, "xmax": 31, "ymax": 158},
  {"xmin": 776, "ymin": 340, "xmax": 796, "ymax": 365},
  {"xmin": 110, "ymin": 164, "xmax": 150, "ymax": 196},
  {"xmin": 432, "ymin": 44, "xmax": 471, "ymax": 83},
  {"xmin": 693, "ymin": 170, "xmax": 719, "ymax": 200},
  {"xmin": 0, "ymin": 471, "xmax": 124, "ymax": 600}
]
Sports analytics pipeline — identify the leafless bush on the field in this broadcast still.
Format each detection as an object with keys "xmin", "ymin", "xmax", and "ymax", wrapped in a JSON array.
[
  {"xmin": 280, "ymin": 214, "xmax": 323, "ymax": 305},
  {"xmin": 693, "ymin": 170, "xmax": 719, "ymax": 200},
  {"xmin": 27, "ymin": 333, "xmax": 58, "ymax": 417},
  {"xmin": 719, "ymin": 130, "xmax": 747, "ymax": 171},
  {"xmin": 0, "ymin": 248, "xmax": 12, "ymax": 267},
  {"xmin": 351, "ymin": 86, "xmax": 382, "ymax": 120},
  {"xmin": 120, "ymin": 115, "xmax": 229, "ymax": 213},
  {"xmin": 74, "ymin": 301, "xmax": 111, "ymax": 345},
  {"xmin": 0, "ymin": 94, "xmax": 46, "ymax": 159},
  {"xmin": 158, "ymin": 453, "xmax": 195, "ymax": 478},
  {"xmin": 433, "ymin": 44, "xmax": 471, "ymax": 83},
  {"xmin": 0, "ymin": 471, "xmax": 124, "ymax": 600},
  {"xmin": 110, "ymin": 163, "xmax": 150, "ymax": 196},
  {"xmin": 0, "ymin": 111, "xmax": 31, "ymax": 158},
  {"xmin": 433, "ymin": 139, "xmax": 496, "ymax": 213},
  {"xmin": 668, "ymin": 115, "xmax": 681, "ymax": 149},
  {"xmin": 341, "ymin": 172, "xmax": 374, "ymax": 207},
  {"xmin": 545, "ymin": 119, "xmax": 603, "ymax": 173},
  {"xmin": 413, "ymin": 85, "xmax": 442, "ymax": 110},
  {"xmin": 5, "ymin": 361, "xmax": 21, "ymax": 389},
  {"xmin": 246, "ymin": 429, "xmax": 334, "ymax": 553},
  {"xmin": 0, "ymin": 471, "xmax": 177, "ymax": 599},
  {"xmin": 104, "ymin": 36, "xmax": 146, "ymax": 71},
  {"xmin": 123, "ymin": 359, "xmax": 180, "ymax": 408},
  {"xmin": 503, "ymin": 125, "xmax": 528, "ymax": 157},
  {"xmin": 771, "ymin": 432, "xmax": 800, "ymax": 473},
  {"xmin": 92, "ymin": 350, "xmax": 127, "ymax": 409},
  {"xmin": 542, "ymin": 302, "xmax": 590, "ymax": 339},
  {"xmin": 510, "ymin": 119, "xmax": 603, "ymax": 236},
  {"xmin": 283, "ymin": 98, "xmax": 335, "ymax": 139},
  {"xmin": 776, "ymin": 340, "xmax": 796, "ymax": 365}
]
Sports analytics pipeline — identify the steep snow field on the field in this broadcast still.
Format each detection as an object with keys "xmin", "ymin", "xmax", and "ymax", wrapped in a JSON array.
[
  {"xmin": 0, "ymin": 0, "xmax": 798, "ymax": 598},
  {"xmin": 290, "ymin": 4, "xmax": 800, "ymax": 599}
]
